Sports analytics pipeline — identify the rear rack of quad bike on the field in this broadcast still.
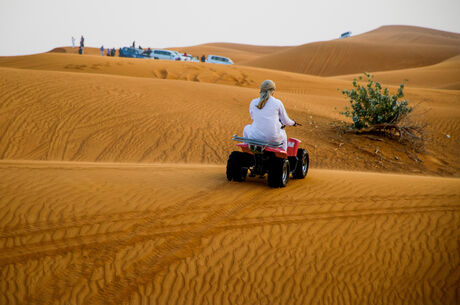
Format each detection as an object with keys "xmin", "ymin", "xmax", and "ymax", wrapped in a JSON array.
[{"xmin": 232, "ymin": 135, "xmax": 283, "ymax": 153}]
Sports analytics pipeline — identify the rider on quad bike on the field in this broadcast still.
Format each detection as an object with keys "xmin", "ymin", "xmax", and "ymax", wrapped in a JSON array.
[
  {"xmin": 243, "ymin": 80, "xmax": 297, "ymax": 151},
  {"xmin": 227, "ymin": 80, "xmax": 309, "ymax": 187}
]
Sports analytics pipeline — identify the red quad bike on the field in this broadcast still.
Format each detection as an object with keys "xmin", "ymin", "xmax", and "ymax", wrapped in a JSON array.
[{"xmin": 226, "ymin": 135, "xmax": 309, "ymax": 188}]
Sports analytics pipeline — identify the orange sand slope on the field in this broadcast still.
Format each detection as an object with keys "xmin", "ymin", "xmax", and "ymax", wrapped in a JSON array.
[
  {"xmin": 0, "ymin": 52, "xmax": 341, "ymax": 90},
  {"xmin": 335, "ymin": 54, "xmax": 460, "ymax": 90},
  {"xmin": 169, "ymin": 42, "xmax": 292, "ymax": 63},
  {"xmin": 243, "ymin": 25, "xmax": 460, "ymax": 76},
  {"xmin": 3, "ymin": 47, "xmax": 460, "ymax": 92},
  {"xmin": 50, "ymin": 46, "xmax": 102, "ymax": 56},
  {"xmin": 0, "ymin": 64, "xmax": 459, "ymax": 175},
  {"xmin": 1, "ymin": 161, "xmax": 459, "ymax": 305},
  {"xmin": 48, "ymin": 25, "xmax": 460, "ymax": 77}
]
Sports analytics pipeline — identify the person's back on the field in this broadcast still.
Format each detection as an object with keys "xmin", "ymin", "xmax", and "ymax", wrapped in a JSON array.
[
  {"xmin": 243, "ymin": 80, "xmax": 296, "ymax": 150},
  {"xmin": 248, "ymin": 97, "xmax": 285, "ymax": 140}
]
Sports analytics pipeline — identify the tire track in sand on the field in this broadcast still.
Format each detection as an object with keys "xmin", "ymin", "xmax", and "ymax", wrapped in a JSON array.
[
  {"xmin": 0, "ymin": 200, "xmax": 458, "ymax": 265},
  {"xmin": 0, "ymin": 162, "xmax": 263, "ymax": 304}
]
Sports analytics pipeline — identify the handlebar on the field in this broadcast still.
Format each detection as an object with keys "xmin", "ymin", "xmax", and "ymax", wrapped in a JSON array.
[{"xmin": 281, "ymin": 121, "xmax": 302, "ymax": 129}]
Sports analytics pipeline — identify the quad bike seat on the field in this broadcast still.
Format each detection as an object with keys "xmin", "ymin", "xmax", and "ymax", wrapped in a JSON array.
[{"xmin": 232, "ymin": 135, "xmax": 300, "ymax": 159}]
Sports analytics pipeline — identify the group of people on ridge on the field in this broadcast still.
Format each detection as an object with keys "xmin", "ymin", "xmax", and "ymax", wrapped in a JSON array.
[
  {"xmin": 71, "ymin": 35, "xmax": 85, "ymax": 55},
  {"xmin": 100, "ymin": 46, "xmax": 116, "ymax": 57},
  {"xmin": 73, "ymin": 37, "xmax": 213, "ymax": 63}
]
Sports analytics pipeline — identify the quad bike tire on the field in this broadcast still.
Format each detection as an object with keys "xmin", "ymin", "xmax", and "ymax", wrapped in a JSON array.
[
  {"xmin": 226, "ymin": 151, "xmax": 249, "ymax": 182},
  {"xmin": 268, "ymin": 158, "xmax": 290, "ymax": 188},
  {"xmin": 293, "ymin": 148, "xmax": 309, "ymax": 179}
]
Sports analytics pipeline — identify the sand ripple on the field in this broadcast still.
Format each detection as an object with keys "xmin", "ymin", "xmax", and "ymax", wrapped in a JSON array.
[{"xmin": 0, "ymin": 161, "xmax": 459, "ymax": 305}]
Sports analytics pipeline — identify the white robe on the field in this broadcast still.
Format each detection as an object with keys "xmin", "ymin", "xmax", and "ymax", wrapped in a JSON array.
[{"xmin": 243, "ymin": 96, "xmax": 295, "ymax": 151}]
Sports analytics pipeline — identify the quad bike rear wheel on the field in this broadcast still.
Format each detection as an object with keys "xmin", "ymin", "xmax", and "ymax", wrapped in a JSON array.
[
  {"xmin": 268, "ymin": 158, "xmax": 290, "ymax": 188},
  {"xmin": 293, "ymin": 148, "xmax": 309, "ymax": 179},
  {"xmin": 226, "ymin": 151, "xmax": 249, "ymax": 182}
]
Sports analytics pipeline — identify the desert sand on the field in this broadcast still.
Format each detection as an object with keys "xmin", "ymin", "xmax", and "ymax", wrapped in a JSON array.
[
  {"xmin": 0, "ymin": 25, "xmax": 459, "ymax": 305},
  {"xmin": 336, "ymin": 54, "xmax": 460, "ymax": 90},
  {"xmin": 243, "ymin": 25, "xmax": 460, "ymax": 76}
]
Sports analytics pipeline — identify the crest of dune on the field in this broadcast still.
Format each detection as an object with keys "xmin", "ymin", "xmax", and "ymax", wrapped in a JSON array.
[{"xmin": 242, "ymin": 25, "xmax": 460, "ymax": 76}]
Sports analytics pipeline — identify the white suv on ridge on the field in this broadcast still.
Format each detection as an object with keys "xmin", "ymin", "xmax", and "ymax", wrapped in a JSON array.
[
  {"xmin": 149, "ymin": 49, "xmax": 183, "ymax": 61},
  {"xmin": 206, "ymin": 55, "xmax": 233, "ymax": 65}
]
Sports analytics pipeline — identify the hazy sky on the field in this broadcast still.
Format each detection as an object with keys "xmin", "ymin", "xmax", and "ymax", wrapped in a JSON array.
[{"xmin": 1, "ymin": 0, "xmax": 459, "ymax": 56}]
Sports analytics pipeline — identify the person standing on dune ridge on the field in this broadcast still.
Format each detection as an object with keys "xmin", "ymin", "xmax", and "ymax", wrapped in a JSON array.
[
  {"xmin": 100, "ymin": 45, "xmax": 104, "ymax": 56},
  {"xmin": 72, "ymin": 36, "xmax": 75, "ymax": 48},
  {"xmin": 243, "ymin": 80, "xmax": 297, "ymax": 151}
]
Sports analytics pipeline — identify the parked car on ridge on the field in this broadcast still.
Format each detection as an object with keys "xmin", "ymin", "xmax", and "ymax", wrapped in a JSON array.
[
  {"xmin": 148, "ymin": 49, "xmax": 184, "ymax": 61},
  {"xmin": 340, "ymin": 31, "xmax": 352, "ymax": 39},
  {"xmin": 119, "ymin": 47, "xmax": 145, "ymax": 58},
  {"xmin": 206, "ymin": 55, "xmax": 233, "ymax": 65}
]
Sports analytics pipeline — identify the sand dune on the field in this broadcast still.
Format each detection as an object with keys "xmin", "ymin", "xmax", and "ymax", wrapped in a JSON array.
[
  {"xmin": 49, "ymin": 43, "xmax": 290, "ymax": 64},
  {"xmin": 0, "ymin": 160, "xmax": 459, "ymax": 305},
  {"xmin": 49, "ymin": 26, "xmax": 460, "ymax": 77},
  {"xmin": 1, "ymin": 25, "xmax": 460, "ymax": 305},
  {"xmin": 0, "ymin": 63, "xmax": 458, "ymax": 175},
  {"xmin": 169, "ymin": 43, "xmax": 291, "ymax": 63},
  {"xmin": 335, "ymin": 54, "xmax": 460, "ymax": 90},
  {"xmin": 190, "ymin": 42, "xmax": 292, "ymax": 55},
  {"xmin": 243, "ymin": 25, "xmax": 460, "ymax": 76},
  {"xmin": 0, "ymin": 52, "xmax": 340, "ymax": 90},
  {"xmin": 50, "ymin": 46, "xmax": 102, "ymax": 56}
]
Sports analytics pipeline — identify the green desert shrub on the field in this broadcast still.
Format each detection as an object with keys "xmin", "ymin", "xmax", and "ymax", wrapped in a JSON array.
[{"xmin": 341, "ymin": 73, "xmax": 412, "ymax": 130}]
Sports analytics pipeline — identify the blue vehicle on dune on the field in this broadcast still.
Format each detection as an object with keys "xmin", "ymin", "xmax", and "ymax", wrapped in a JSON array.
[
  {"xmin": 340, "ymin": 31, "xmax": 352, "ymax": 39},
  {"xmin": 119, "ymin": 47, "xmax": 151, "ymax": 58}
]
